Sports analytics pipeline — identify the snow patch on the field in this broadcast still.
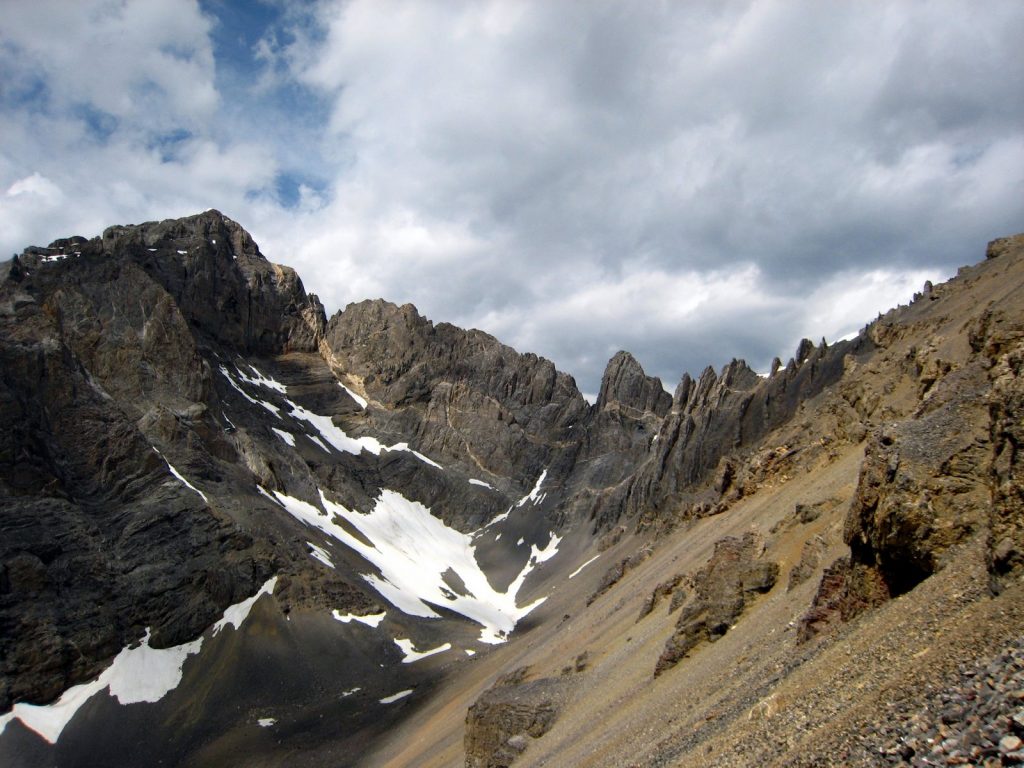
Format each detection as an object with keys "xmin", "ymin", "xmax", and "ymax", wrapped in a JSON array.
[
  {"xmin": 341, "ymin": 687, "xmax": 361, "ymax": 697},
  {"xmin": 515, "ymin": 469, "xmax": 548, "ymax": 508},
  {"xmin": 234, "ymin": 364, "xmax": 288, "ymax": 394},
  {"xmin": 257, "ymin": 718, "xmax": 276, "ymax": 727},
  {"xmin": 482, "ymin": 507, "xmax": 512, "ymax": 530},
  {"xmin": 104, "ymin": 629, "xmax": 203, "ymax": 706},
  {"xmin": 153, "ymin": 448, "xmax": 208, "ymax": 503},
  {"xmin": 0, "ymin": 577, "xmax": 277, "ymax": 744},
  {"xmin": 267, "ymin": 487, "xmax": 557, "ymax": 644},
  {"xmin": 271, "ymin": 428, "xmax": 296, "ymax": 447},
  {"xmin": 379, "ymin": 689, "xmax": 414, "ymax": 705},
  {"xmin": 394, "ymin": 638, "xmax": 452, "ymax": 663},
  {"xmin": 220, "ymin": 363, "xmax": 439, "ymax": 468},
  {"xmin": 469, "ymin": 478, "xmax": 495, "ymax": 490},
  {"xmin": 308, "ymin": 542, "xmax": 334, "ymax": 569},
  {"xmin": 465, "ymin": 649, "xmax": 476, "ymax": 656},
  {"xmin": 332, "ymin": 610, "xmax": 386, "ymax": 628},
  {"xmin": 219, "ymin": 366, "xmax": 281, "ymax": 418},
  {"xmin": 339, "ymin": 382, "xmax": 368, "ymax": 409},
  {"xmin": 281, "ymin": 395, "xmax": 440, "ymax": 468},
  {"xmin": 212, "ymin": 576, "xmax": 278, "ymax": 635},
  {"xmin": 568, "ymin": 555, "xmax": 600, "ymax": 579},
  {"xmin": 406, "ymin": 448, "xmax": 443, "ymax": 469}
]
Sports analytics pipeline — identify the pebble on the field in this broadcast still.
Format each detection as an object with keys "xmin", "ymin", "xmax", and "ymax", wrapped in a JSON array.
[
  {"xmin": 1002, "ymin": 735, "xmax": 1023, "ymax": 753},
  {"xmin": 865, "ymin": 638, "xmax": 1024, "ymax": 767}
]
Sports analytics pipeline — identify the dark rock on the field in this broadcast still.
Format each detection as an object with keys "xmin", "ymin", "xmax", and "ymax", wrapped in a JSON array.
[
  {"xmin": 637, "ymin": 574, "xmax": 683, "ymax": 621},
  {"xmin": 597, "ymin": 351, "xmax": 671, "ymax": 416},
  {"xmin": 788, "ymin": 535, "xmax": 826, "ymax": 591},
  {"xmin": 797, "ymin": 555, "xmax": 890, "ymax": 643}
]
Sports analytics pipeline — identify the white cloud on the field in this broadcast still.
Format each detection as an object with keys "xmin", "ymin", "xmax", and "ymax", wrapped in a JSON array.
[
  {"xmin": 1, "ymin": 0, "xmax": 1022, "ymax": 392},
  {"xmin": 2, "ymin": 0, "xmax": 218, "ymax": 127}
]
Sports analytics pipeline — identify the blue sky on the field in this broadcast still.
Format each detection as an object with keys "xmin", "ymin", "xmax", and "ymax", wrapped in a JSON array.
[{"xmin": 2, "ymin": 0, "xmax": 1023, "ymax": 395}]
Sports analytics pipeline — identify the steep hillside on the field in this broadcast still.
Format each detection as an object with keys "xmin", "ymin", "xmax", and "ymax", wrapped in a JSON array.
[
  {"xmin": 1, "ymin": 213, "xmax": 1022, "ymax": 768},
  {"xmin": 370, "ymin": 233, "xmax": 1024, "ymax": 768}
]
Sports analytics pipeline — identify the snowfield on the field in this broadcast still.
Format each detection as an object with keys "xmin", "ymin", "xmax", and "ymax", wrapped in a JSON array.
[{"xmin": 265, "ymin": 487, "xmax": 560, "ymax": 644}]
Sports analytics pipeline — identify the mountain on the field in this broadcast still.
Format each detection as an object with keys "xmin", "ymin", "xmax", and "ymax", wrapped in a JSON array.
[{"xmin": 1, "ymin": 211, "xmax": 1022, "ymax": 767}]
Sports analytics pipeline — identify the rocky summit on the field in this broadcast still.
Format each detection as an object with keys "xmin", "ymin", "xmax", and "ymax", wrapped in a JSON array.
[{"xmin": 1, "ymin": 211, "xmax": 1023, "ymax": 768}]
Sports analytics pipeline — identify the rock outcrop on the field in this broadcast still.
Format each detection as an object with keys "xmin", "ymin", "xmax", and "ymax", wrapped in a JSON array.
[
  {"xmin": 655, "ymin": 532, "xmax": 778, "ymax": 676},
  {"xmin": 978, "ymin": 239, "xmax": 1024, "ymax": 589},
  {"xmin": 588, "ymin": 337, "xmax": 869, "ymax": 533},
  {"xmin": 464, "ymin": 668, "xmax": 568, "ymax": 768},
  {"xmin": 596, "ymin": 351, "xmax": 671, "ymax": 416},
  {"xmin": 799, "ymin": 233, "xmax": 1024, "ymax": 640}
]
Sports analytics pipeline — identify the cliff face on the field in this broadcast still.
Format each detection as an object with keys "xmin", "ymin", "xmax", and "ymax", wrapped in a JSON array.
[
  {"xmin": 321, "ymin": 299, "xmax": 587, "ymax": 497},
  {"xmin": 1, "ymin": 211, "xmax": 372, "ymax": 714},
  {"xmin": 0, "ymin": 210, "xmax": 615, "ymax": 722}
]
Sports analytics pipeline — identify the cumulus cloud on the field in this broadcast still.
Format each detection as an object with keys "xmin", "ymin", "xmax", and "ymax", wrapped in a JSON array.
[
  {"xmin": 2, "ymin": 0, "xmax": 218, "ymax": 128},
  {"xmin": 2, "ymin": 0, "xmax": 1022, "ymax": 392}
]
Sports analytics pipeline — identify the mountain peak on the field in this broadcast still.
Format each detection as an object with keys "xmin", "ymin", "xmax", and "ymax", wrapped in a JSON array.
[{"xmin": 596, "ymin": 350, "xmax": 671, "ymax": 416}]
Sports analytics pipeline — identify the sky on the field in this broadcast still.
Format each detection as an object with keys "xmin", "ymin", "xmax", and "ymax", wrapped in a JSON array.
[{"xmin": 1, "ymin": 1, "xmax": 1022, "ymax": 397}]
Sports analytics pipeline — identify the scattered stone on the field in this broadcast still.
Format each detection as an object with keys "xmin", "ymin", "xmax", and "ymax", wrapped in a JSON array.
[{"xmin": 864, "ymin": 638, "xmax": 1024, "ymax": 768}]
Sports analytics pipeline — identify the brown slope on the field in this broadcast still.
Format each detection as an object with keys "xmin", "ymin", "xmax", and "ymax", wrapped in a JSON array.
[{"xmin": 364, "ymin": 233, "xmax": 1024, "ymax": 768}]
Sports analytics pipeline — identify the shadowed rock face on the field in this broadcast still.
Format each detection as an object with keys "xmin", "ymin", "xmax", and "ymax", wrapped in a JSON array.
[
  {"xmin": 0, "ymin": 212, "xmax": 342, "ymax": 712},
  {"xmin": 596, "ymin": 351, "xmax": 671, "ymax": 416},
  {"xmin": 322, "ymin": 299, "xmax": 588, "ymax": 488},
  {"xmin": 2, "ymin": 210, "xmax": 617, "ymax": 714},
  {"xmin": 94, "ymin": 210, "xmax": 326, "ymax": 355}
]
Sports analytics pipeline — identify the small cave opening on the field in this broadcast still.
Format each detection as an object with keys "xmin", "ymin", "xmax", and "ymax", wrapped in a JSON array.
[{"xmin": 878, "ymin": 552, "xmax": 932, "ymax": 598}]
